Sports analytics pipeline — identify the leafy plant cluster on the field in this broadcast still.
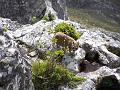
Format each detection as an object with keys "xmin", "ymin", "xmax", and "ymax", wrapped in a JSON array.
[
  {"xmin": 54, "ymin": 22, "xmax": 80, "ymax": 40},
  {"xmin": 46, "ymin": 49, "xmax": 65, "ymax": 62},
  {"xmin": 42, "ymin": 12, "xmax": 55, "ymax": 22},
  {"xmin": 32, "ymin": 60, "xmax": 85, "ymax": 90},
  {"xmin": 31, "ymin": 12, "xmax": 55, "ymax": 24},
  {"xmin": 32, "ymin": 47, "xmax": 85, "ymax": 90}
]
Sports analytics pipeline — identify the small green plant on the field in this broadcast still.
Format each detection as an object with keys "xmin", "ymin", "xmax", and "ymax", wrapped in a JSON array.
[
  {"xmin": 48, "ymin": 12, "xmax": 55, "ymax": 21},
  {"xmin": 2, "ymin": 26, "xmax": 8, "ymax": 32},
  {"xmin": 42, "ymin": 12, "xmax": 55, "ymax": 22},
  {"xmin": 48, "ymin": 28, "xmax": 55, "ymax": 34},
  {"xmin": 42, "ymin": 15, "xmax": 49, "ymax": 21},
  {"xmin": 51, "ymin": 37, "xmax": 58, "ymax": 44},
  {"xmin": 32, "ymin": 60, "xmax": 85, "ymax": 90},
  {"xmin": 36, "ymin": 41, "xmax": 44, "ymax": 48},
  {"xmin": 32, "ymin": 16, "xmax": 38, "ymax": 24},
  {"xmin": 46, "ymin": 49, "xmax": 65, "ymax": 62},
  {"xmin": 54, "ymin": 22, "xmax": 80, "ymax": 40}
]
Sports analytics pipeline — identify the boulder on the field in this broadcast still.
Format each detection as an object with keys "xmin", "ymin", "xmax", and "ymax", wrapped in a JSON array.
[
  {"xmin": 0, "ymin": 0, "xmax": 46, "ymax": 24},
  {"xmin": 0, "ymin": 0, "xmax": 68, "ymax": 24},
  {"xmin": 0, "ymin": 29, "xmax": 33, "ymax": 90},
  {"xmin": 51, "ymin": 0, "xmax": 68, "ymax": 20}
]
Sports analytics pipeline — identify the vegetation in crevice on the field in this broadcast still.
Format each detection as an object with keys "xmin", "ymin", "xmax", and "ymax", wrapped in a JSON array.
[{"xmin": 42, "ymin": 12, "xmax": 55, "ymax": 22}]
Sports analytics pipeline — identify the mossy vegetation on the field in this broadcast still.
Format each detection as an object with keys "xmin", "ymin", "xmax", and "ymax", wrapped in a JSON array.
[
  {"xmin": 31, "ymin": 16, "xmax": 38, "ymax": 24},
  {"xmin": 2, "ymin": 26, "xmax": 8, "ymax": 32},
  {"xmin": 42, "ymin": 12, "xmax": 55, "ymax": 22},
  {"xmin": 68, "ymin": 8, "xmax": 120, "ymax": 33},
  {"xmin": 32, "ymin": 45, "xmax": 85, "ymax": 90},
  {"xmin": 32, "ymin": 60, "xmax": 85, "ymax": 90},
  {"xmin": 54, "ymin": 22, "xmax": 80, "ymax": 40},
  {"xmin": 46, "ymin": 49, "xmax": 65, "ymax": 62},
  {"xmin": 36, "ymin": 41, "xmax": 44, "ymax": 48}
]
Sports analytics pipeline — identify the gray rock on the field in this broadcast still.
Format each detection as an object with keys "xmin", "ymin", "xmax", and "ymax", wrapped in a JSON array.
[
  {"xmin": 45, "ymin": 0, "xmax": 68, "ymax": 20},
  {"xmin": 51, "ymin": 0, "xmax": 68, "ymax": 20},
  {"xmin": 80, "ymin": 79, "xmax": 96, "ymax": 90},
  {"xmin": 0, "ymin": 30, "xmax": 33, "ymax": 90},
  {"xmin": 13, "ymin": 20, "xmax": 54, "ymax": 50},
  {"xmin": 58, "ymin": 79, "xmax": 96, "ymax": 90},
  {"xmin": 0, "ymin": 0, "xmax": 46, "ymax": 24},
  {"xmin": 0, "ymin": 18, "xmax": 22, "ymax": 31},
  {"xmin": 0, "ymin": 18, "xmax": 120, "ymax": 90},
  {"xmin": 0, "ymin": 0, "xmax": 68, "ymax": 24}
]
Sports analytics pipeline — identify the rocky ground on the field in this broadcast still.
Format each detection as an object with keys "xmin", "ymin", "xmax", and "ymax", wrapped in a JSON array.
[
  {"xmin": 0, "ymin": 0, "xmax": 120, "ymax": 90},
  {"xmin": 0, "ymin": 17, "xmax": 120, "ymax": 90}
]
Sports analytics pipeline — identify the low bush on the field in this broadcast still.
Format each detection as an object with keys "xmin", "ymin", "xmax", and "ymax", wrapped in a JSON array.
[
  {"xmin": 54, "ymin": 22, "xmax": 80, "ymax": 40},
  {"xmin": 32, "ymin": 60, "xmax": 85, "ymax": 90}
]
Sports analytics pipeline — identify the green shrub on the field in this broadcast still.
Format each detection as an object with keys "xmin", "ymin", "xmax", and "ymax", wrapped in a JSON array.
[
  {"xmin": 54, "ymin": 22, "xmax": 80, "ymax": 40},
  {"xmin": 32, "ymin": 60, "xmax": 85, "ymax": 90},
  {"xmin": 42, "ymin": 12, "xmax": 55, "ymax": 22},
  {"xmin": 46, "ymin": 49, "xmax": 65, "ymax": 62}
]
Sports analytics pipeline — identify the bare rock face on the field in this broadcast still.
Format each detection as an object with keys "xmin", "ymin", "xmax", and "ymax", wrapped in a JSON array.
[
  {"xmin": 0, "ymin": 0, "xmax": 68, "ymax": 24},
  {"xmin": 51, "ymin": 0, "xmax": 68, "ymax": 20},
  {"xmin": 0, "ymin": 29, "xmax": 33, "ymax": 90},
  {"xmin": 0, "ymin": 0, "xmax": 46, "ymax": 24}
]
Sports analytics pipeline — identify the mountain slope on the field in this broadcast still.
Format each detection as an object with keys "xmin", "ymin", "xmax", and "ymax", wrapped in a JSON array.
[{"xmin": 67, "ymin": 0, "xmax": 120, "ymax": 33}]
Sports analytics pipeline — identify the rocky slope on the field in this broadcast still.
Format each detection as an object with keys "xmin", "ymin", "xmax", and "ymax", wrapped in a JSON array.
[
  {"xmin": 67, "ymin": 0, "xmax": 120, "ymax": 33},
  {"xmin": 0, "ymin": 17, "xmax": 120, "ymax": 90},
  {"xmin": 0, "ymin": 19, "xmax": 33, "ymax": 90},
  {"xmin": 67, "ymin": 0, "xmax": 120, "ymax": 21},
  {"xmin": 0, "ymin": 0, "xmax": 120, "ymax": 90}
]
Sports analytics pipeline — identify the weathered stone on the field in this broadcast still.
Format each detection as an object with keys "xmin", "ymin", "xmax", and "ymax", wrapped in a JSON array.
[
  {"xmin": 0, "ymin": 0, "xmax": 46, "ymax": 24},
  {"xmin": 51, "ymin": 0, "xmax": 68, "ymax": 20},
  {"xmin": 0, "ymin": 0, "xmax": 68, "ymax": 24},
  {"xmin": 0, "ymin": 29, "xmax": 33, "ymax": 90},
  {"xmin": 0, "ymin": 17, "xmax": 120, "ymax": 90}
]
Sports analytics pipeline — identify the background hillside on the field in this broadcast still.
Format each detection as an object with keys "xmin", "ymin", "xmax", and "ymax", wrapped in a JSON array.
[{"xmin": 67, "ymin": 0, "xmax": 120, "ymax": 33}]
